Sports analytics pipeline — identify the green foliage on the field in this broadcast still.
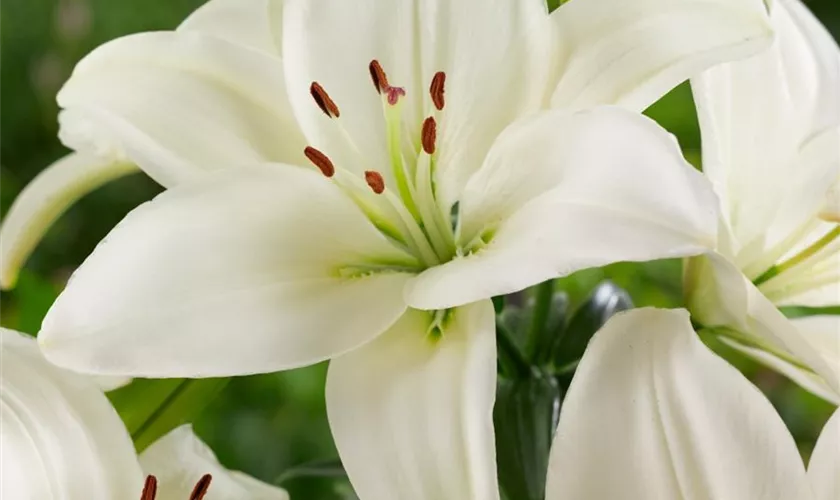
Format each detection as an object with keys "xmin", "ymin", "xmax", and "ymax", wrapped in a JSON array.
[
  {"xmin": 494, "ymin": 373, "xmax": 562, "ymax": 500},
  {"xmin": 108, "ymin": 377, "xmax": 230, "ymax": 452}
]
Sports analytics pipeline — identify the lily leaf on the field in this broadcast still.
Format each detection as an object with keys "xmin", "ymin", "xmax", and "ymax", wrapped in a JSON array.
[
  {"xmin": 108, "ymin": 377, "xmax": 229, "ymax": 452},
  {"xmin": 494, "ymin": 371, "xmax": 562, "ymax": 500},
  {"xmin": 552, "ymin": 281, "xmax": 633, "ymax": 374}
]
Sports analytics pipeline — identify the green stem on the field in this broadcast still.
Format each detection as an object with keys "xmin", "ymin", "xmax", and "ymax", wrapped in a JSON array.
[
  {"xmin": 526, "ymin": 280, "xmax": 555, "ymax": 361},
  {"xmin": 497, "ymin": 323, "xmax": 531, "ymax": 379},
  {"xmin": 754, "ymin": 226, "xmax": 840, "ymax": 286},
  {"xmin": 778, "ymin": 305, "xmax": 840, "ymax": 318}
]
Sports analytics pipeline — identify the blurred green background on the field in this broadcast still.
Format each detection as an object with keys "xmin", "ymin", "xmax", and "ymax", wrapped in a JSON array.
[{"xmin": 1, "ymin": 1, "xmax": 838, "ymax": 498}]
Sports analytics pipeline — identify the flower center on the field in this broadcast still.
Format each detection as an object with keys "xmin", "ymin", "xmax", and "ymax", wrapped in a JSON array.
[{"xmin": 304, "ymin": 60, "xmax": 460, "ymax": 270}]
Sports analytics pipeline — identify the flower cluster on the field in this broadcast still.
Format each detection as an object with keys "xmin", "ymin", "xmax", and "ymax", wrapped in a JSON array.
[{"xmin": 0, "ymin": 0, "xmax": 837, "ymax": 498}]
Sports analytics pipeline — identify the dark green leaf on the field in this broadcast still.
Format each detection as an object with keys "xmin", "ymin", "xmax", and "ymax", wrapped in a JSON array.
[
  {"xmin": 552, "ymin": 281, "xmax": 633, "ymax": 371},
  {"xmin": 494, "ymin": 371, "xmax": 562, "ymax": 500}
]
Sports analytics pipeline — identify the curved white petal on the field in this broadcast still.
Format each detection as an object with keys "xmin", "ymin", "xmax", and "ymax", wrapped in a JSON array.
[
  {"xmin": 0, "ymin": 153, "xmax": 136, "ymax": 289},
  {"xmin": 719, "ymin": 338, "xmax": 840, "ymax": 405},
  {"xmin": 0, "ymin": 329, "xmax": 142, "ymax": 499},
  {"xmin": 691, "ymin": 0, "xmax": 840, "ymax": 266},
  {"xmin": 781, "ymin": 0, "xmax": 840, "ymax": 136},
  {"xmin": 685, "ymin": 252, "xmax": 840, "ymax": 401},
  {"xmin": 39, "ymin": 165, "xmax": 414, "ymax": 377},
  {"xmin": 326, "ymin": 301, "xmax": 499, "ymax": 500},
  {"xmin": 178, "ymin": 0, "xmax": 280, "ymax": 55},
  {"xmin": 549, "ymin": 0, "xmax": 773, "ymax": 112},
  {"xmin": 793, "ymin": 315, "xmax": 840, "ymax": 370},
  {"xmin": 407, "ymin": 107, "xmax": 718, "ymax": 310},
  {"xmin": 139, "ymin": 425, "xmax": 289, "ymax": 500},
  {"xmin": 58, "ymin": 29, "xmax": 305, "ymax": 187},
  {"xmin": 93, "ymin": 375, "xmax": 133, "ymax": 392},
  {"xmin": 809, "ymin": 409, "xmax": 840, "ymax": 500},
  {"xmin": 281, "ymin": 0, "xmax": 554, "ymax": 209},
  {"xmin": 545, "ymin": 308, "xmax": 809, "ymax": 500}
]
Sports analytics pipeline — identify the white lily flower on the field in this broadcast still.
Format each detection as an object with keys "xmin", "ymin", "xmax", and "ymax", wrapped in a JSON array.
[
  {"xmin": 685, "ymin": 0, "xmax": 840, "ymax": 402},
  {"xmin": 0, "ymin": 328, "xmax": 289, "ymax": 500},
  {"xmin": 0, "ymin": 0, "xmax": 775, "ymax": 289},
  {"xmin": 545, "ymin": 308, "xmax": 839, "ymax": 500},
  {"xmin": 5, "ymin": 0, "xmax": 773, "ymax": 497}
]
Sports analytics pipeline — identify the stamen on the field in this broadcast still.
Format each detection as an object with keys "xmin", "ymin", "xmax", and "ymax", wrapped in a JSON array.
[
  {"xmin": 386, "ymin": 86, "xmax": 406, "ymax": 106},
  {"xmin": 310, "ymin": 82, "xmax": 340, "ymax": 118},
  {"xmin": 421, "ymin": 117, "xmax": 437, "ymax": 155},
  {"xmin": 365, "ymin": 171, "xmax": 386, "ymax": 194},
  {"xmin": 304, "ymin": 146, "xmax": 336, "ymax": 177},
  {"xmin": 369, "ymin": 60, "xmax": 390, "ymax": 94},
  {"xmin": 140, "ymin": 475, "xmax": 157, "ymax": 500},
  {"xmin": 430, "ymin": 71, "xmax": 446, "ymax": 110},
  {"xmin": 189, "ymin": 474, "xmax": 213, "ymax": 500}
]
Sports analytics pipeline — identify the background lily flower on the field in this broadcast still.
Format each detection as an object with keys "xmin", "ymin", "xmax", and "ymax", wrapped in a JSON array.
[
  {"xmin": 545, "ymin": 308, "xmax": 839, "ymax": 500},
  {"xmin": 685, "ymin": 0, "xmax": 840, "ymax": 402},
  {"xmin": 0, "ymin": 329, "xmax": 289, "ymax": 499},
  {"xmin": 0, "ymin": 0, "xmax": 775, "ymax": 289}
]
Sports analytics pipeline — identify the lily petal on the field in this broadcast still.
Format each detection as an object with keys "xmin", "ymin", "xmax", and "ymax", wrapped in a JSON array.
[
  {"xmin": 685, "ymin": 252, "xmax": 840, "ymax": 401},
  {"xmin": 781, "ymin": 0, "xmax": 840, "ymax": 138},
  {"xmin": 139, "ymin": 425, "xmax": 289, "ymax": 500},
  {"xmin": 407, "ymin": 107, "xmax": 718, "ymax": 310},
  {"xmin": 0, "ymin": 328, "xmax": 142, "ymax": 499},
  {"xmin": 281, "ymin": 0, "xmax": 554, "ymax": 209},
  {"xmin": 39, "ymin": 165, "xmax": 414, "ymax": 377},
  {"xmin": 545, "ymin": 308, "xmax": 809, "ymax": 499},
  {"xmin": 178, "ymin": 0, "xmax": 280, "ymax": 54},
  {"xmin": 809, "ymin": 409, "xmax": 840, "ymax": 500},
  {"xmin": 550, "ymin": 0, "xmax": 773, "ymax": 112},
  {"xmin": 0, "ymin": 152, "xmax": 136, "ymax": 289},
  {"xmin": 691, "ymin": 0, "xmax": 840, "ymax": 265},
  {"xmin": 720, "ymin": 338, "xmax": 840, "ymax": 406},
  {"xmin": 58, "ymin": 27, "xmax": 304, "ymax": 186},
  {"xmin": 326, "ymin": 301, "xmax": 499, "ymax": 500}
]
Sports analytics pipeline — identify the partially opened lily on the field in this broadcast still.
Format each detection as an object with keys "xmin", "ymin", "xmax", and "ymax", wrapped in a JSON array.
[
  {"xmin": 0, "ymin": 329, "xmax": 289, "ymax": 500},
  {"xmin": 685, "ymin": 0, "xmax": 840, "ymax": 402},
  {"xmin": 4, "ymin": 0, "xmax": 776, "ymax": 497},
  {"xmin": 545, "ymin": 308, "xmax": 839, "ymax": 500}
]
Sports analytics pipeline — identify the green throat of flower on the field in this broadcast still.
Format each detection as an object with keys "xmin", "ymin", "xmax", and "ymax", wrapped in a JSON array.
[
  {"xmin": 303, "ymin": 60, "xmax": 481, "ymax": 273},
  {"xmin": 752, "ymin": 224, "xmax": 840, "ymax": 303}
]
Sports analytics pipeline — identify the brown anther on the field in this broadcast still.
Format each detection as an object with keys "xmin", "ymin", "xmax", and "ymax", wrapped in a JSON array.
[
  {"xmin": 140, "ymin": 475, "xmax": 158, "ymax": 500},
  {"xmin": 369, "ymin": 60, "xmax": 390, "ymax": 94},
  {"xmin": 429, "ymin": 71, "xmax": 446, "ymax": 110},
  {"xmin": 386, "ymin": 86, "xmax": 406, "ymax": 106},
  {"xmin": 364, "ymin": 171, "xmax": 385, "ymax": 194},
  {"xmin": 421, "ymin": 117, "xmax": 437, "ymax": 155},
  {"xmin": 189, "ymin": 474, "xmax": 213, "ymax": 500},
  {"xmin": 304, "ymin": 146, "xmax": 336, "ymax": 177},
  {"xmin": 310, "ymin": 82, "xmax": 340, "ymax": 118}
]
